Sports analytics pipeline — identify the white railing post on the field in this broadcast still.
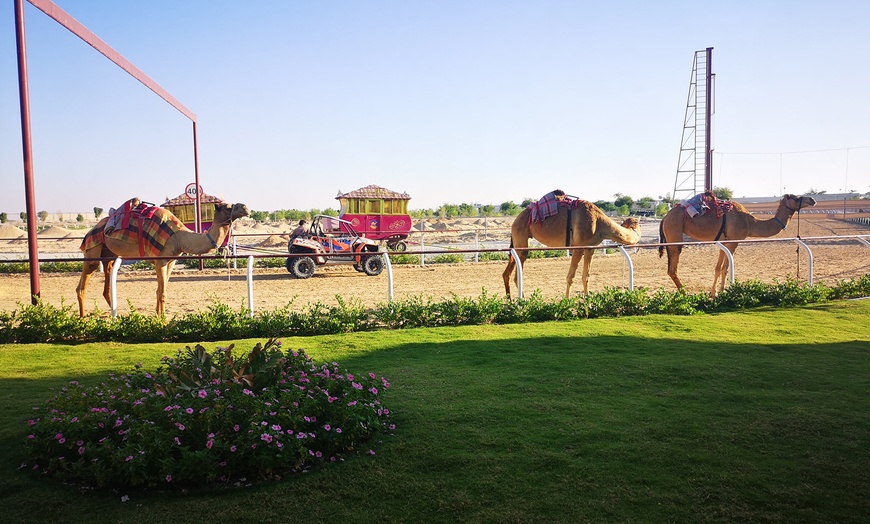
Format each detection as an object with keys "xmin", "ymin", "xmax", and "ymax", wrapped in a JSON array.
[
  {"xmin": 714, "ymin": 241, "xmax": 735, "ymax": 284},
  {"xmin": 383, "ymin": 252, "xmax": 394, "ymax": 302},
  {"xmin": 509, "ymin": 248, "xmax": 524, "ymax": 299},
  {"xmin": 232, "ymin": 238, "xmax": 238, "ymax": 270},
  {"xmin": 617, "ymin": 245, "xmax": 635, "ymax": 290},
  {"xmin": 794, "ymin": 239, "xmax": 814, "ymax": 285},
  {"xmin": 246, "ymin": 255, "xmax": 255, "ymax": 317},
  {"xmin": 110, "ymin": 256, "xmax": 122, "ymax": 317}
]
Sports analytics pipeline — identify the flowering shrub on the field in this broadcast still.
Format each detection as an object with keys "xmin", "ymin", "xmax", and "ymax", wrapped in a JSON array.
[{"xmin": 23, "ymin": 339, "xmax": 393, "ymax": 488}]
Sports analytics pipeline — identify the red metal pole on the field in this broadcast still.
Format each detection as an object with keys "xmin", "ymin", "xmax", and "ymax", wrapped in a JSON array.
[
  {"xmin": 15, "ymin": 0, "xmax": 41, "ymax": 304},
  {"xmin": 193, "ymin": 121, "xmax": 201, "ymax": 234},
  {"xmin": 704, "ymin": 47, "xmax": 713, "ymax": 192}
]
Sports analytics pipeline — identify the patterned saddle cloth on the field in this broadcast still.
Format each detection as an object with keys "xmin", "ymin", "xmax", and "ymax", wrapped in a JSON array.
[
  {"xmin": 81, "ymin": 198, "xmax": 189, "ymax": 257},
  {"xmin": 529, "ymin": 192, "xmax": 581, "ymax": 224}
]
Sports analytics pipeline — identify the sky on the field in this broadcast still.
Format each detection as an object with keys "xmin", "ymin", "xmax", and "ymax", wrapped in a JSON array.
[{"xmin": 1, "ymin": 0, "xmax": 869, "ymax": 216}]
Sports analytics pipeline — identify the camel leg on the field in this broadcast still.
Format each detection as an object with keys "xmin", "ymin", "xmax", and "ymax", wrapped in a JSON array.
[
  {"xmin": 155, "ymin": 261, "xmax": 169, "ymax": 316},
  {"xmin": 581, "ymin": 248, "xmax": 594, "ymax": 295},
  {"xmin": 101, "ymin": 258, "xmax": 115, "ymax": 310},
  {"xmin": 76, "ymin": 259, "xmax": 101, "ymax": 317},
  {"xmin": 711, "ymin": 243, "xmax": 738, "ymax": 297},
  {"xmin": 665, "ymin": 246, "xmax": 684, "ymax": 290},
  {"xmin": 502, "ymin": 256, "xmax": 516, "ymax": 296},
  {"xmin": 503, "ymin": 249, "xmax": 528, "ymax": 298},
  {"xmin": 564, "ymin": 248, "xmax": 582, "ymax": 297}
]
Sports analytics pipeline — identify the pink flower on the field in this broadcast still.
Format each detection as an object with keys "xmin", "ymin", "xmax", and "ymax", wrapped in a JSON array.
[
  {"xmin": 260, "ymin": 433, "xmax": 273, "ymax": 444},
  {"xmin": 230, "ymin": 445, "xmax": 237, "ymax": 452},
  {"xmin": 323, "ymin": 424, "xmax": 331, "ymax": 431},
  {"xmin": 185, "ymin": 408, "xmax": 194, "ymax": 415},
  {"xmin": 198, "ymin": 390, "xmax": 207, "ymax": 399},
  {"xmin": 165, "ymin": 475, "xmax": 172, "ymax": 482},
  {"xmin": 367, "ymin": 449, "xmax": 376, "ymax": 455},
  {"xmin": 206, "ymin": 440, "xmax": 214, "ymax": 449},
  {"xmin": 335, "ymin": 428, "xmax": 342, "ymax": 434},
  {"xmin": 78, "ymin": 446, "xmax": 85, "ymax": 454},
  {"xmin": 125, "ymin": 455, "xmax": 133, "ymax": 462}
]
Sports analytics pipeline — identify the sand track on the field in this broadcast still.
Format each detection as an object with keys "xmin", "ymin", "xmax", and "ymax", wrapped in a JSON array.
[{"xmin": 1, "ymin": 215, "xmax": 868, "ymax": 315}]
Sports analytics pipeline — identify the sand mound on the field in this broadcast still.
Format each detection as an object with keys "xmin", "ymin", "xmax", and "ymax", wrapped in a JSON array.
[
  {"xmin": 37, "ymin": 226, "xmax": 74, "ymax": 238},
  {"xmin": 0, "ymin": 224, "xmax": 25, "ymax": 239},
  {"xmin": 259, "ymin": 234, "xmax": 289, "ymax": 247}
]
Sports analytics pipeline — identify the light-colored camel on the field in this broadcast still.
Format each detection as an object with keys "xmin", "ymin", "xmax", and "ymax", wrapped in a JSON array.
[
  {"xmin": 503, "ymin": 201, "xmax": 642, "ymax": 297},
  {"xmin": 658, "ymin": 193, "xmax": 816, "ymax": 295},
  {"xmin": 76, "ymin": 202, "xmax": 250, "ymax": 316}
]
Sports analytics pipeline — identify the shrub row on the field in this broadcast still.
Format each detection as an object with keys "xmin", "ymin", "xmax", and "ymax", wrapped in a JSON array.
[{"xmin": 2, "ymin": 275, "xmax": 868, "ymax": 344}]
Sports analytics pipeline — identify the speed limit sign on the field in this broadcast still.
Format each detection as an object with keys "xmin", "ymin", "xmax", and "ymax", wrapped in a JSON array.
[{"xmin": 184, "ymin": 183, "xmax": 203, "ymax": 198}]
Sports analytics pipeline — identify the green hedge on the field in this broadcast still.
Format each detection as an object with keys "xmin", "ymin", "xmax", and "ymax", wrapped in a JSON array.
[{"xmin": 1, "ymin": 275, "xmax": 868, "ymax": 344}]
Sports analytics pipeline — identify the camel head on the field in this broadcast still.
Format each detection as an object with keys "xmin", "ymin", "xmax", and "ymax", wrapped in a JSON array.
[
  {"xmin": 213, "ymin": 202, "xmax": 251, "ymax": 227},
  {"xmin": 782, "ymin": 194, "xmax": 817, "ymax": 214},
  {"xmin": 620, "ymin": 217, "xmax": 640, "ymax": 231}
]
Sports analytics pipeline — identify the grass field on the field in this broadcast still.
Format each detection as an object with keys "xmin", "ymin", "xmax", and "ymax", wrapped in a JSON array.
[{"xmin": 1, "ymin": 300, "xmax": 869, "ymax": 523}]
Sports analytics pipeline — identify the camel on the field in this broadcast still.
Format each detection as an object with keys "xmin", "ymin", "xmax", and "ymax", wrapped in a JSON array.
[
  {"xmin": 503, "ymin": 201, "xmax": 642, "ymax": 297},
  {"xmin": 658, "ymin": 193, "xmax": 816, "ymax": 296},
  {"xmin": 76, "ymin": 202, "xmax": 250, "ymax": 316}
]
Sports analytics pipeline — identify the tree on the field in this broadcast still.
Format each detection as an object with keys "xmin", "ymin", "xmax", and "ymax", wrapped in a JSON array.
[
  {"xmin": 655, "ymin": 203, "xmax": 669, "ymax": 217},
  {"xmin": 636, "ymin": 196, "xmax": 654, "ymax": 209},
  {"xmin": 458, "ymin": 203, "xmax": 477, "ymax": 217},
  {"xmin": 0, "ymin": 212, "xmax": 6, "ymax": 223},
  {"xmin": 615, "ymin": 204, "xmax": 630, "ymax": 216},
  {"xmin": 712, "ymin": 186, "xmax": 733, "ymax": 200},
  {"xmin": 613, "ymin": 193, "xmax": 634, "ymax": 209},
  {"xmin": 594, "ymin": 200, "xmax": 616, "ymax": 212},
  {"xmin": 520, "ymin": 198, "xmax": 535, "ymax": 209},
  {"xmin": 250, "ymin": 210, "xmax": 269, "ymax": 222},
  {"xmin": 37, "ymin": 210, "xmax": 49, "ymax": 222},
  {"xmin": 20, "ymin": 212, "xmax": 26, "ymax": 221},
  {"xmin": 499, "ymin": 201, "xmax": 519, "ymax": 215},
  {"xmin": 76, "ymin": 213, "xmax": 84, "ymax": 223},
  {"xmin": 479, "ymin": 204, "xmax": 495, "ymax": 217},
  {"xmin": 94, "ymin": 207, "xmax": 103, "ymax": 219}
]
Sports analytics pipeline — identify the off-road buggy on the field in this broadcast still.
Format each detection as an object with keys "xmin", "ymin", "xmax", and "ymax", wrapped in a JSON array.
[{"xmin": 285, "ymin": 215, "xmax": 385, "ymax": 279}]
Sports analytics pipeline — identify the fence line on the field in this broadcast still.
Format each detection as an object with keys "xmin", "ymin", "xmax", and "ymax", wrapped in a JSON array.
[{"xmin": 2, "ymin": 233, "xmax": 869, "ymax": 317}]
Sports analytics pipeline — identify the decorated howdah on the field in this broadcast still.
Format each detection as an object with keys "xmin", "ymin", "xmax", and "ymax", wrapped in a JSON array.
[{"xmin": 336, "ymin": 184, "xmax": 412, "ymax": 251}]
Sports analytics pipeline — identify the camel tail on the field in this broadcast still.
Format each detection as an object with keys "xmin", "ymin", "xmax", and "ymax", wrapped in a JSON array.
[{"xmin": 658, "ymin": 220, "xmax": 665, "ymax": 258}]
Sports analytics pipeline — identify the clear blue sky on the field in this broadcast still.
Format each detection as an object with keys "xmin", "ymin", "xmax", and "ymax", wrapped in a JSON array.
[{"xmin": 2, "ymin": 0, "xmax": 869, "ymax": 216}]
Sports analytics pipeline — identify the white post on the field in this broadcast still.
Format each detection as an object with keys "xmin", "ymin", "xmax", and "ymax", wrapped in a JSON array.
[
  {"xmin": 617, "ymin": 245, "xmax": 635, "ymax": 290},
  {"xmin": 246, "ymin": 255, "xmax": 255, "ymax": 317},
  {"xmin": 509, "ymin": 248, "xmax": 524, "ymax": 299},
  {"xmin": 384, "ymin": 252, "xmax": 394, "ymax": 302},
  {"xmin": 110, "ymin": 256, "xmax": 122, "ymax": 317},
  {"xmin": 232, "ymin": 237, "xmax": 238, "ymax": 270},
  {"xmin": 794, "ymin": 239, "xmax": 814, "ymax": 285},
  {"xmin": 714, "ymin": 241, "xmax": 735, "ymax": 284}
]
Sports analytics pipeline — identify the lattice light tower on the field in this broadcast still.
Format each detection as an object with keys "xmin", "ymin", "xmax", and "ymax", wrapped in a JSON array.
[{"xmin": 673, "ymin": 47, "xmax": 714, "ymax": 203}]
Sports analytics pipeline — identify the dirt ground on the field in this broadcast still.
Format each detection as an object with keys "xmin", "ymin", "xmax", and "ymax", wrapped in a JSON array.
[{"xmin": 1, "ymin": 215, "xmax": 868, "ymax": 315}]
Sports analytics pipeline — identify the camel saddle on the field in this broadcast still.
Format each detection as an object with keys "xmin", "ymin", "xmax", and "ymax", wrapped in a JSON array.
[
  {"xmin": 529, "ymin": 193, "xmax": 581, "ymax": 224},
  {"xmin": 82, "ymin": 198, "xmax": 189, "ymax": 257}
]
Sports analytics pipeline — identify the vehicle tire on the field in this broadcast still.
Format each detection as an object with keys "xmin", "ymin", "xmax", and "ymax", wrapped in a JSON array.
[
  {"xmin": 390, "ymin": 240, "xmax": 408, "ymax": 252},
  {"xmin": 362, "ymin": 254, "xmax": 385, "ymax": 276},
  {"xmin": 353, "ymin": 264, "xmax": 365, "ymax": 272},
  {"xmin": 289, "ymin": 256, "xmax": 316, "ymax": 279}
]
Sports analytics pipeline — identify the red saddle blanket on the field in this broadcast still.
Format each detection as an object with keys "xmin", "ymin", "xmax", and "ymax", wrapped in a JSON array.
[
  {"xmin": 529, "ymin": 192, "xmax": 581, "ymax": 224},
  {"xmin": 81, "ymin": 204, "xmax": 189, "ymax": 257}
]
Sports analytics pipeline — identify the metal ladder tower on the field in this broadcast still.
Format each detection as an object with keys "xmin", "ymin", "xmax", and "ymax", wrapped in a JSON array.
[{"xmin": 673, "ymin": 47, "xmax": 714, "ymax": 203}]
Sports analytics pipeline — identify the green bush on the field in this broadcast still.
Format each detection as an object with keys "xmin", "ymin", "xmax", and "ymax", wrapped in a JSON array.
[
  {"xmin": 1, "ymin": 277, "xmax": 869, "ymax": 344},
  {"xmin": 478, "ymin": 251, "xmax": 508, "ymax": 261},
  {"xmin": 23, "ymin": 339, "xmax": 393, "ymax": 489},
  {"xmin": 428, "ymin": 253, "xmax": 464, "ymax": 264},
  {"xmin": 387, "ymin": 254, "xmax": 421, "ymax": 265}
]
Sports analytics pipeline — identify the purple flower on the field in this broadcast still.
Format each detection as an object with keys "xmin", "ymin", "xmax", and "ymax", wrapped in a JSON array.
[
  {"xmin": 260, "ymin": 433, "xmax": 273, "ymax": 444},
  {"xmin": 165, "ymin": 475, "xmax": 172, "ymax": 482},
  {"xmin": 125, "ymin": 455, "xmax": 133, "ymax": 462},
  {"xmin": 230, "ymin": 445, "xmax": 237, "ymax": 452},
  {"xmin": 185, "ymin": 408, "xmax": 194, "ymax": 415},
  {"xmin": 198, "ymin": 390, "xmax": 208, "ymax": 399},
  {"xmin": 323, "ymin": 424, "xmax": 331, "ymax": 432}
]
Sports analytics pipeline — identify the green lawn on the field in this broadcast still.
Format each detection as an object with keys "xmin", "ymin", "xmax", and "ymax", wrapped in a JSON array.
[{"xmin": 1, "ymin": 300, "xmax": 869, "ymax": 523}]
